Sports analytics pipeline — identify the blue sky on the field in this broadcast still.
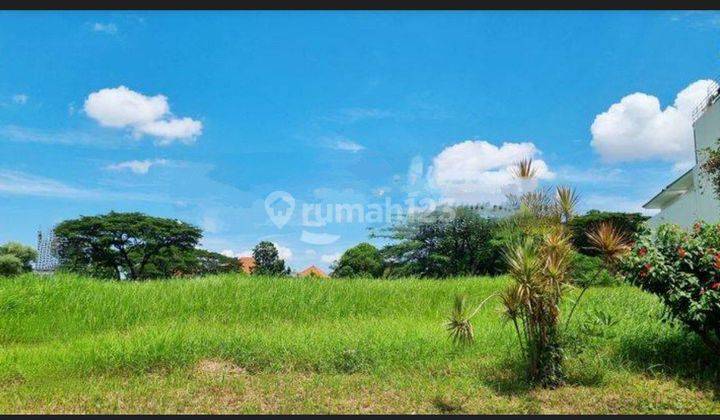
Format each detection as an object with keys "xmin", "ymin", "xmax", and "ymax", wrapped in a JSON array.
[{"xmin": 1, "ymin": 11, "xmax": 719, "ymax": 271}]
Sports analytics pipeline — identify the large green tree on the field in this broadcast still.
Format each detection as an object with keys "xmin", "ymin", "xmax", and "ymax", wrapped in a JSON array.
[
  {"xmin": 54, "ymin": 212, "xmax": 202, "ymax": 280},
  {"xmin": 251, "ymin": 241, "xmax": 290, "ymax": 276},
  {"xmin": 331, "ymin": 242, "xmax": 383, "ymax": 278},
  {"xmin": 377, "ymin": 206, "xmax": 500, "ymax": 278}
]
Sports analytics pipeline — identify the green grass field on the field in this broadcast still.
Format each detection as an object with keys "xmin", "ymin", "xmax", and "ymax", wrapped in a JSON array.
[{"xmin": 0, "ymin": 273, "xmax": 719, "ymax": 414}]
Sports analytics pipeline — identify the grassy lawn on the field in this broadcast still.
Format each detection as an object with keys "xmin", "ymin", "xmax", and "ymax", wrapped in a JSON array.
[{"xmin": 0, "ymin": 273, "xmax": 719, "ymax": 413}]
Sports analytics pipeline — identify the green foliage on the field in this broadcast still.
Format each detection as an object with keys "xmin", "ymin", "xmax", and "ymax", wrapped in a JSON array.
[
  {"xmin": 330, "ymin": 242, "xmax": 383, "ymax": 278},
  {"xmin": 700, "ymin": 139, "xmax": 720, "ymax": 200},
  {"xmin": 54, "ymin": 211, "xmax": 202, "ymax": 280},
  {"xmin": 378, "ymin": 206, "xmax": 500, "ymax": 278},
  {"xmin": 570, "ymin": 252, "xmax": 619, "ymax": 287},
  {"xmin": 251, "ymin": 241, "xmax": 290, "ymax": 276},
  {"xmin": 568, "ymin": 210, "xmax": 648, "ymax": 256},
  {"xmin": 192, "ymin": 249, "xmax": 244, "ymax": 276},
  {"xmin": 0, "ymin": 242, "xmax": 37, "ymax": 275},
  {"xmin": 0, "ymin": 254, "xmax": 23, "ymax": 277},
  {"xmin": 621, "ymin": 222, "xmax": 720, "ymax": 354}
]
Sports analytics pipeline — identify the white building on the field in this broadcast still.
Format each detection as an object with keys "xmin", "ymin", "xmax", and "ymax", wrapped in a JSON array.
[{"xmin": 643, "ymin": 82, "xmax": 720, "ymax": 229}]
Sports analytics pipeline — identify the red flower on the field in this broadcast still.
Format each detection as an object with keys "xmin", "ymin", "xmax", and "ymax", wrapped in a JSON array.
[
  {"xmin": 639, "ymin": 263, "xmax": 652, "ymax": 278},
  {"xmin": 711, "ymin": 282, "xmax": 720, "ymax": 290},
  {"xmin": 714, "ymin": 255, "xmax": 720, "ymax": 270},
  {"xmin": 678, "ymin": 247, "xmax": 687, "ymax": 258},
  {"xmin": 638, "ymin": 247, "xmax": 648, "ymax": 257}
]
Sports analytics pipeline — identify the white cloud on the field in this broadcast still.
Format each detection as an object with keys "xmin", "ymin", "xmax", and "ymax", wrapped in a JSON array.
[
  {"xmin": 220, "ymin": 249, "xmax": 252, "ymax": 258},
  {"xmin": 333, "ymin": 139, "xmax": 365, "ymax": 153},
  {"xmin": 0, "ymin": 169, "xmax": 162, "ymax": 202},
  {"xmin": 12, "ymin": 94, "xmax": 28, "ymax": 105},
  {"xmin": 590, "ymin": 79, "xmax": 716, "ymax": 164},
  {"xmin": 321, "ymin": 252, "xmax": 342, "ymax": 264},
  {"xmin": 273, "ymin": 243, "xmax": 293, "ymax": 261},
  {"xmin": 105, "ymin": 159, "xmax": 168, "ymax": 174},
  {"xmin": 84, "ymin": 86, "xmax": 202, "ymax": 144},
  {"xmin": 92, "ymin": 22, "xmax": 118, "ymax": 34},
  {"xmin": 137, "ymin": 118, "xmax": 203, "ymax": 145},
  {"xmin": 428, "ymin": 140, "xmax": 554, "ymax": 204}
]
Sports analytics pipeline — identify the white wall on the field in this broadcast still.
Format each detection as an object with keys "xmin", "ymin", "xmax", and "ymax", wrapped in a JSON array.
[{"xmin": 647, "ymin": 99, "xmax": 720, "ymax": 229}]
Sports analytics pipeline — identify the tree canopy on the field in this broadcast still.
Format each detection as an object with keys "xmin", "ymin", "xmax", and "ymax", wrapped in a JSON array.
[
  {"xmin": 251, "ymin": 241, "xmax": 290, "ymax": 276},
  {"xmin": 377, "ymin": 206, "xmax": 500, "ymax": 278},
  {"xmin": 330, "ymin": 242, "xmax": 383, "ymax": 278},
  {"xmin": 54, "ymin": 212, "xmax": 202, "ymax": 280}
]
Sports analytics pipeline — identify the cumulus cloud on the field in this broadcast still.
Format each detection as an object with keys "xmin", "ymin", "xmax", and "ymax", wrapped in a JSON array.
[
  {"xmin": 220, "ymin": 249, "xmax": 252, "ymax": 258},
  {"xmin": 84, "ymin": 86, "xmax": 202, "ymax": 145},
  {"xmin": 92, "ymin": 22, "xmax": 118, "ymax": 34},
  {"xmin": 590, "ymin": 79, "xmax": 717, "ymax": 164},
  {"xmin": 428, "ymin": 140, "xmax": 554, "ymax": 204},
  {"xmin": 105, "ymin": 159, "xmax": 168, "ymax": 174}
]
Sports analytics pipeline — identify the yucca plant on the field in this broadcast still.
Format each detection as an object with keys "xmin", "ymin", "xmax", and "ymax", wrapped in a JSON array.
[
  {"xmin": 448, "ymin": 229, "xmax": 574, "ymax": 388},
  {"xmin": 510, "ymin": 158, "xmax": 538, "ymax": 180},
  {"xmin": 565, "ymin": 221, "xmax": 631, "ymax": 331},
  {"xmin": 554, "ymin": 186, "xmax": 580, "ymax": 224},
  {"xmin": 446, "ymin": 293, "xmax": 497, "ymax": 345},
  {"xmin": 503, "ymin": 229, "xmax": 573, "ymax": 388}
]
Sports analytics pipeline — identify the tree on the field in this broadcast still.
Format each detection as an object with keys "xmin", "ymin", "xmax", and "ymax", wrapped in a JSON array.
[
  {"xmin": 377, "ymin": 206, "xmax": 500, "ymax": 278},
  {"xmin": 54, "ymin": 212, "xmax": 202, "ymax": 280},
  {"xmin": 0, "ymin": 241, "xmax": 37, "ymax": 273},
  {"xmin": 331, "ymin": 242, "xmax": 383, "ymax": 278},
  {"xmin": 193, "ymin": 249, "xmax": 243, "ymax": 275},
  {"xmin": 251, "ymin": 241, "xmax": 290, "ymax": 276}
]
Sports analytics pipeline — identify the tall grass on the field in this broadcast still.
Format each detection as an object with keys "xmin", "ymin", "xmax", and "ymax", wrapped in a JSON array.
[{"xmin": 0, "ymin": 272, "xmax": 716, "ymax": 390}]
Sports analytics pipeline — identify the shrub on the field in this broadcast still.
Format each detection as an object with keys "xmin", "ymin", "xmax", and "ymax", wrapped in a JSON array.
[
  {"xmin": 621, "ymin": 222, "xmax": 720, "ymax": 354},
  {"xmin": 0, "ymin": 254, "xmax": 23, "ymax": 277},
  {"xmin": 568, "ymin": 210, "xmax": 648, "ymax": 256},
  {"xmin": 0, "ymin": 241, "xmax": 37, "ymax": 276}
]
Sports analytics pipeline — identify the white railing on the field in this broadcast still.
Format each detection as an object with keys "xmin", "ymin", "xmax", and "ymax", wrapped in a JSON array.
[{"xmin": 691, "ymin": 78, "xmax": 720, "ymax": 124}]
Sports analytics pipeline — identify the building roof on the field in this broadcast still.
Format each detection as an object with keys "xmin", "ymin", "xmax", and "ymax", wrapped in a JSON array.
[
  {"xmin": 298, "ymin": 265, "xmax": 329, "ymax": 278},
  {"xmin": 238, "ymin": 256, "xmax": 256, "ymax": 274},
  {"xmin": 643, "ymin": 168, "xmax": 694, "ymax": 210}
]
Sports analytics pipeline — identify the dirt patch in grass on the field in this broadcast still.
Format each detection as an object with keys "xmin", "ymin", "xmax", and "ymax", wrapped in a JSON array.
[{"xmin": 194, "ymin": 359, "xmax": 247, "ymax": 378}]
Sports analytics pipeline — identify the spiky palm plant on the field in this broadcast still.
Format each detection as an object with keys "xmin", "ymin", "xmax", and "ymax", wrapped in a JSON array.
[
  {"xmin": 586, "ymin": 221, "xmax": 632, "ymax": 269},
  {"xmin": 445, "ymin": 293, "xmax": 497, "ymax": 345},
  {"xmin": 565, "ymin": 221, "xmax": 632, "ymax": 331},
  {"xmin": 554, "ymin": 186, "xmax": 580, "ymax": 224},
  {"xmin": 498, "ymin": 231, "xmax": 572, "ymax": 388},
  {"xmin": 511, "ymin": 158, "xmax": 538, "ymax": 180}
]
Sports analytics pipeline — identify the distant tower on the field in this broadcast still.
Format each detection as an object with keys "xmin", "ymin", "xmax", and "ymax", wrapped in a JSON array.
[{"xmin": 35, "ymin": 227, "xmax": 59, "ymax": 274}]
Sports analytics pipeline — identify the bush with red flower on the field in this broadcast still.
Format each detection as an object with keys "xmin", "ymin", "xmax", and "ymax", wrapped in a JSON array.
[{"xmin": 621, "ymin": 222, "xmax": 720, "ymax": 353}]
